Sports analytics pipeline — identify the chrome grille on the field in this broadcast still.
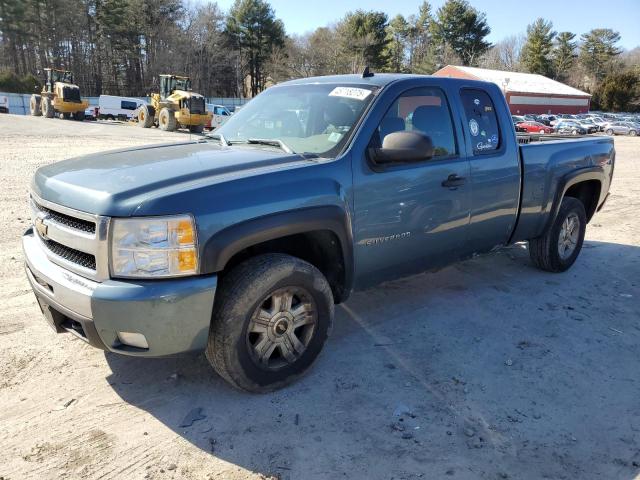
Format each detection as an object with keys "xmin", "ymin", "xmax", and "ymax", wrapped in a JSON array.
[
  {"xmin": 33, "ymin": 201, "xmax": 96, "ymax": 234},
  {"xmin": 42, "ymin": 238, "xmax": 97, "ymax": 270},
  {"xmin": 29, "ymin": 193, "xmax": 110, "ymax": 281}
]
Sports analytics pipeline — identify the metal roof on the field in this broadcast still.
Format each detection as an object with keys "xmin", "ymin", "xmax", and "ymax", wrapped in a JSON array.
[{"xmin": 440, "ymin": 65, "xmax": 591, "ymax": 97}]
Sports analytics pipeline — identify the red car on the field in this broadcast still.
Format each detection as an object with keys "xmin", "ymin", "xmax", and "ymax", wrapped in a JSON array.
[{"xmin": 516, "ymin": 121, "xmax": 554, "ymax": 134}]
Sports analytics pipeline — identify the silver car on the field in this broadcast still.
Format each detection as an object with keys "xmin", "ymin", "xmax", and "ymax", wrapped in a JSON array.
[{"xmin": 604, "ymin": 122, "xmax": 638, "ymax": 136}]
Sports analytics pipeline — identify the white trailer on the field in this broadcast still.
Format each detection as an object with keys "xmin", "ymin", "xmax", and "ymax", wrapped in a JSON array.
[{"xmin": 98, "ymin": 95, "xmax": 144, "ymax": 120}]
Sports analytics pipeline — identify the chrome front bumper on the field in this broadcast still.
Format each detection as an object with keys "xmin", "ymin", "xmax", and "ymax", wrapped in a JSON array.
[{"xmin": 23, "ymin": 227, "xmax": 217, "ymax": 357}]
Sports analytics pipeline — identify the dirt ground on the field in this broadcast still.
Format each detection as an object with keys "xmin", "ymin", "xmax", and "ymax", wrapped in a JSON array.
[{"xmin": 0, "ymin": 114, "xmax": 638, "ymax": 480}]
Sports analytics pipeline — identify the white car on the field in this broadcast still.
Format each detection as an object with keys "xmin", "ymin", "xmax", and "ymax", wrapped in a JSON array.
[{"xmin": 206, "ymin": 104, "xmax": 232, "ymax": 130}]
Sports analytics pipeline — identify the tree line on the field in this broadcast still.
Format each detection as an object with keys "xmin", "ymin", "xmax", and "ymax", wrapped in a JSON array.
[{"xmin": 0, "ymin": 0, "xmax": 638, "ymax": 110}]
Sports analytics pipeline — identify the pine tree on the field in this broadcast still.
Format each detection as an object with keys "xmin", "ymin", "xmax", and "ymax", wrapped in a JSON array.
[
  {"xmin": 520, "ymin": 18, "xmax": 555, "ymax": 77},
  {"xmin": 552, "ymin": 32, "xmax": 576, "ymax": 81}
]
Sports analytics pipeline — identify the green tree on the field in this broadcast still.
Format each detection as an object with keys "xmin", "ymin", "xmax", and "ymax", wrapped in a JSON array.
[
  {"xmin": 407, "ymin": 1, "xmax": 436, "ymax": 73},
  {"xmin": 431, "ymin": 0, "xmax": 491, "ymax": 66},
  {"xmin": 384, "ymin": 14, "xmax": 409, "ymax": 72},
  {"xmin": 520, "ymin": 18, "xmax": 555, "ymax": 76},
  {"xmin": 226, "ymin": 0, "xmax": 285, "ymax": 96},
  {"xmin": 592, "ymin": 71, "xmax": 638, "ymax": 111},
  {"xmin": 580, "ymin": 28, "xmax": 622, "ymax": 83},
  {"xmin": 552, "ymin": 31, "xmax": 576, "ymax": 81},
  {"xmin": 337, "ymin": 10, "xmax": 389, "ymax": 73}
]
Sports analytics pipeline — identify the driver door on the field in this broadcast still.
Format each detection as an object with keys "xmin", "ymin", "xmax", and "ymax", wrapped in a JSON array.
[{"xmin": 352, "ymin": 85, "xmax": 471, "ymax": 287}]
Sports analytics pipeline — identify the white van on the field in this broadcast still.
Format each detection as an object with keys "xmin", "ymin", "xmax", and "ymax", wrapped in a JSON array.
[
  {"xmin": 206, "ymin": 104, "xmax": 232, "ymax": 130},
  {"xmin": 98, "ymin": 95, "xmax": 144, "ymax": 120}
]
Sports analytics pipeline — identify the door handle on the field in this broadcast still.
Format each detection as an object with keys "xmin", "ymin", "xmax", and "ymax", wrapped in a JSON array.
[{"xmin": 441, "ymin": 174, "xmax": 466, "ymax": 188}]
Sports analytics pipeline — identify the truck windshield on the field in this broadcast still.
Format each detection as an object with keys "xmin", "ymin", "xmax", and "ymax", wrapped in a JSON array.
[{"xmin": 211, "ymin": 83, "xmax": 377, "ymax": 155}]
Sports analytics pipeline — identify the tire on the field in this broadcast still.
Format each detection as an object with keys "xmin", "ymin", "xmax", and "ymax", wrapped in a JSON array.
[
  {"xmin": 630, "ymin": 130, "xmax": 637, "ymax": 136},
  {"xmin": 189, "ymin": 124, "xmax": 204, "ymax": 134},
  {"xmin": 529, "ymin": 197, "xmax": 587, "ymax": 273},
  {"xmin": 158, "ymin": 107, "xmax": 177, "ymax": 131},
  {"xmin": 137, "ymin": 104, "xmax": 154, "ymax": 128},
  {"xmin": 41, "ymin": 96, "xmax": 54, "ymax": 118},
  {"xmin": 605, "ymin": 129, "xmax": 613, "ymax": 135},
  {"xmin": 60, "ymin": 112, "xmax": 70, "ymax": 120},
  {"xmin": 539, "ymin": 129, "xmax": 545, "ymax": 134},
  {"xmin": 571, "ymin": 129, "xmax": 578, "ymax": 135},
  {"xmin": 206, "ymin": 253, "xmax": 334, "ymax": 393},
  {"xmin": 74, "ymin": 110, "xmax": 85, "ymax": 121},
  {"xmin": 30, "ymin": 95, "xmax": 41, "ymax": 116}
]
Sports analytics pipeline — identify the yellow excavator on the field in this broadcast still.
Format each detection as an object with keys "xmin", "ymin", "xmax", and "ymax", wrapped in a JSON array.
[
  {"xmin": 30, "ymin": 68, "xmax": 88, "ymax": 120},
  {"xmin": 137, "ymin": 74, "xmax": 211, "ymax": 133}
]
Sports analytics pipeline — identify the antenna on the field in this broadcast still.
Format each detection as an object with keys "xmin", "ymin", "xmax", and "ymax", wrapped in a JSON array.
[{"xmin": 362, "ymin": 66, "xmax": 374, "ymax": 78}]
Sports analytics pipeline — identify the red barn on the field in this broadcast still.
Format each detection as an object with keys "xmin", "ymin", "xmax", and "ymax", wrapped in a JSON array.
[{"xmin": 433, "ymin": 65, "xmax": 591, "ymax": 115}]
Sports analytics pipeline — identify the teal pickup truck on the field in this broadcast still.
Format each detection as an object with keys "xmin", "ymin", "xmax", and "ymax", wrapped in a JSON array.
[{"xmin": 23, "ymin": 73, "xmax": 614, "ymax": 392}]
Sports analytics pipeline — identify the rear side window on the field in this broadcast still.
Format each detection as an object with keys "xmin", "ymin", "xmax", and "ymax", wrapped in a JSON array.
[
  {"xmin": 121, "ymin": 100, "xmax": 137, "ymax": 110},
  {"xmin": 461, "ymin": 89, "xmax": 500, "ymax": 154}
]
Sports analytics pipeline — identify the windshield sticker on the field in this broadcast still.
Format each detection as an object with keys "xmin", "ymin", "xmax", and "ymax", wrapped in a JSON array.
[
  {"xmin": 469, "ymin": 119, "xmax": 479, "ymax": 136},
  {"xmin": 329, "ymin": 87, "xmax": 372, "ymax": 101},
  {"xmin": 328, "ymin": 132, "xmax": 343, "ymax": 143}
]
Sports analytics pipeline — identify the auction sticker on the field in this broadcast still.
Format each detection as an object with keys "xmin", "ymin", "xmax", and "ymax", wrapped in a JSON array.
[
  {"xmin": 329, "ymin": 87, "xmax": 372, "ymax": 101},
  {"xmin": 469, "ymin": 119, "xmax": 479, "ymax": 136}
]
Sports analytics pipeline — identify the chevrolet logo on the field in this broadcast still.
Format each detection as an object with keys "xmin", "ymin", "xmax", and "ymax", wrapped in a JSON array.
[{"xmin": 35, "ymin": 215, "xmax": 49, "ymax": 239}]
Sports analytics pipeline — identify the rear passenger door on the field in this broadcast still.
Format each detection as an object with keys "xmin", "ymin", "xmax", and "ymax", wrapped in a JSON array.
[
  {"xmin": 352, "ymin": 84, "xmax": 471, "ymax": 287},
  {"xmin": 459, "ymin": 88, "xmax": 521, "ymax": 253}
]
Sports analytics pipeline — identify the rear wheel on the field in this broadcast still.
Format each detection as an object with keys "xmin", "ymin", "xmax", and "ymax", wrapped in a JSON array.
[
  {"xmin": 189, "ymin": 124, "xmax": 204, "ymax": 134},
  {"xmin": 73, "ymin": 110, "xmax": 85, "ymax": 121},
  {"xmin": 529, "ymin": 197, "xmax": 587, "ymax": 272},
  {"xmin": 605, "ymin": 128, "xmax": 614, "ymax": 135},
  {"xmin": 29, "ymin": 95, "xmax": 41, "ymax": 116},
  {"xmin": 206, "ymin": 253, "xmax": 334, "ymax": 393},
  {"xmin": 571, "ymin": 129, "xmax": 578, "ymax": 135},
  {"xmin": 630, "ymin": 130, "xmax": 637, "ymax": 136},
  {"xmin": 158, "ymin": 107, "xmax": 177, "ymax": 131},
  {"xmin": 41, "ymin": 97, "xmax": 54, "ymax": 118},
  {"xmin": 137, "ymin": 105, "xmax": 154, "ymax": 128}
]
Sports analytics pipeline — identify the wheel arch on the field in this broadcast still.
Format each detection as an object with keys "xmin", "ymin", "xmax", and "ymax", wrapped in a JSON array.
[
  {"xmin": 546, "ymin": 167, "xmax": 604, "ymax": 233},
  {"xmin": 201, "ymin": 206, "xmax": 354, "ymax": 303}
]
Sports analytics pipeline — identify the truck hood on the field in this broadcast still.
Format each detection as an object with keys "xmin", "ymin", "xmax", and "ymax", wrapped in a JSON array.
[{"xmin": 32, "ymin": 140, "xmax": 305, "ymax": 216}]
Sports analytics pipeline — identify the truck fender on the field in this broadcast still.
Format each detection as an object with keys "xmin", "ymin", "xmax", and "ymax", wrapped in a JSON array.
[
  {"xmin": 200, "ymin": 205, "xmax": 354, "ymax": 295},
  {"xmin": 544, "ymin": 166, "xmax": 604, "ymax": 234}
]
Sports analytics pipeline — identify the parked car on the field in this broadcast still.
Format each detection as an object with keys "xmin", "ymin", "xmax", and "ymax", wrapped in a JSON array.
[
  {"xmin": 205, "ymin": 104, "xmax": 232, "ymax": 131},
  {"xmin": 23, "ymin": 73, "xmax": 614, "ymax": 392},
  {"xmin": 511, "ymin": 115, "xmax": 525, "ymax": 124},
  {"xmin": 604, "ymin": 122, "xmax": 638, "ymax": 136},
  {"xmin": 84, "ymin": 106, "xmax": 99, "ymax": 121},
  {"xmin": 555, "ymin": 121, "xmax": 587, "ymax": 135},
  {"xmin": 516, "ymin": 121, "xmax": 554, "ymax": 134},
  {"xmin": 98, "ymin": 95, "xmax": 145, "ymax": 120},
  {"xmin": 0, "ymin": 94, "xmax": 8, "ymax": 113}
]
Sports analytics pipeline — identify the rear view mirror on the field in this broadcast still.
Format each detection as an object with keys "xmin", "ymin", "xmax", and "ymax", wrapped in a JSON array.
[{"xmin": 369, "ymin": 131, "xmax": 434, "ymax": 164}]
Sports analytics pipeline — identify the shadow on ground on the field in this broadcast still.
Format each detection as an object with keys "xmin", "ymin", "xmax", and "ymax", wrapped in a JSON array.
[{"xmin": 105, "ymin": 240, "xmax": 640, "ymax": 479}]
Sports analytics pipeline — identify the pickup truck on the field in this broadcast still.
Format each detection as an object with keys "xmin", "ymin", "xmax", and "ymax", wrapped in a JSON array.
[{"xmin": 23, "ymin": 73, "xmax": 614, "ymax": 392}]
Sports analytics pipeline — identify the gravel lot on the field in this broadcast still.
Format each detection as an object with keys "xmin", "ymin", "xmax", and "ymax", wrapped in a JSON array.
[{"xmin": 0, "ymin": 114, "xmax": 639, "ymax": 480}]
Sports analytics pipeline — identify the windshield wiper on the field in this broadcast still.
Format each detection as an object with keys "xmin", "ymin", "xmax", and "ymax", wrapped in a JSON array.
[
  {"xmin": 207, "ymin": 132, "xmax": 230, "ymax": 147},
  {"xmin": 245, "ymin": 138, "xmax": 294, "ymax": 154}
]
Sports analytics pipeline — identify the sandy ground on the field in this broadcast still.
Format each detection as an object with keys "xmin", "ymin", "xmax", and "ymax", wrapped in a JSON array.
[{"xmin": 0, "ymin": 114, "xmax": 638, "ymax": 480}]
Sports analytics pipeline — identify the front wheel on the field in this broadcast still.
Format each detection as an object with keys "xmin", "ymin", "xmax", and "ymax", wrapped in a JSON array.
[
  {"xmin": 206, "ymin": 254, "xmax": 334, "ymax": 393},
  {"xmin": 630, "ymin": 130, "xmax": 637, "ymax": 136},
  {"xmin": 605, "ymin": 129, "xmax": 614, "ymax": 135},
  {"xmin": 529, "ymin": 197, "xmax": 587, "ymax": 272},
  {"xmin": 189, "ymin": 124, "xmax": 204, "ymax": 134}
]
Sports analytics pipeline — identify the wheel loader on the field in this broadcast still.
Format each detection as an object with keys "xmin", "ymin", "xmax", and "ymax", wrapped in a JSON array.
[
  {"xmin": 30, "ymin": 68, "xmax": 88, "ymax": 120},
  {"xmin": 137, "ymin": 75, "xmax": 211, "ymax": 133}
]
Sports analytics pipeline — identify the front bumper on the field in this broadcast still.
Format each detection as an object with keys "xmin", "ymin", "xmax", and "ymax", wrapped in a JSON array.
[{"xmin": 23, "ymin": 228, "xmax": 217, "ymax": 357}]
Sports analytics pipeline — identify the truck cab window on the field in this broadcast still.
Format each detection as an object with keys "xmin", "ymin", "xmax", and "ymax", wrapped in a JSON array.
[
  {"xmin": 461, "ymin": 89, "xmax": 501, "ymax": 154},
  {"xmin": 375, "ymin": 87, "xmax": 456, "ymax": 158}
]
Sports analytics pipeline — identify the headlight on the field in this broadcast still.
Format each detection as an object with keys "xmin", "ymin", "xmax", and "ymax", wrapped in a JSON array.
[{"xmin": 110, "ymin": 215, "xmax": 198, "ymax": 278}]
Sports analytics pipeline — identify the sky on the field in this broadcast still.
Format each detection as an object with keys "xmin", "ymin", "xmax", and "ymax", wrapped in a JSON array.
[{"xmin": 206, "ymin": 0, "xmax": 640, "ymax": 49}]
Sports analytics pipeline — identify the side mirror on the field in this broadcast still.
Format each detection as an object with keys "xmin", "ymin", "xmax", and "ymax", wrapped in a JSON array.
[{"xmin": 369, "ymin": 131, "xmax": 434, "ymax": 165}]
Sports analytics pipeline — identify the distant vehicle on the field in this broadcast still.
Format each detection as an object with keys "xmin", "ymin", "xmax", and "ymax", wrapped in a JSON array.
[
  {"xmin": 555, "ymin": 121, "xmax": 587, "ymax": 135},
  {"xmin": 512, "ymin": 115, "xmax": 525, "ymax": 124},
  {"xmin": 579, "ymin": 117, "xmax": 603, "ymax": 132},
  {"xmin": 84, "ymin": 106, "xmax": 99, "ymax": 120},
  {"xmin": 98, "ymin": 95, "xmax": 144, "ymax": 120},
  {"xmin": 603, "ymin": 122, "xmax": 637, "ymax": 136},
  {"xmin": 30, "ymin": 68, "xmax": 88, "ymax": 120},
  {"xmin": 0, "ymin": 94, "xmax": 8, "ymax": 113},
  {"xmin": 205, "ymin": 104, "xmax": 232, "ymax": 131},
  {"xmin": 516, "ymin": 121, "xmax": 554, "ymax": 134}
]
